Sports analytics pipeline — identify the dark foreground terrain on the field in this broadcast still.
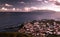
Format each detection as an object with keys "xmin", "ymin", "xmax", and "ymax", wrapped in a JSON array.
[
  {"xmin": 0, "ymin": 32, "xmax": 34, "ymax": 37},
  {"xmin": 0, "ymin": 32, "xmax": 60, "ymax": 37}
]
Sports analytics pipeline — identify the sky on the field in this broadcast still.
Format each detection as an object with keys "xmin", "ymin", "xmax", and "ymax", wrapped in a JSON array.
[{"xmin": 0, "ymin": 0, "xmax": 60, "ymax": 12}]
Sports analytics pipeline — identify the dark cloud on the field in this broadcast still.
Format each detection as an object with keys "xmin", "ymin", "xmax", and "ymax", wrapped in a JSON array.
[{"xmin": 55, "ymin": 2, "xmax": 60, "ymax": 5}]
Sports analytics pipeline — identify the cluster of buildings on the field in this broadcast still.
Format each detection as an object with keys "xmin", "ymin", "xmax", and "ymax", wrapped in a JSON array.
[{"xmin": 18, "ymin": 19, "xmax": 60, "ymax": 37}]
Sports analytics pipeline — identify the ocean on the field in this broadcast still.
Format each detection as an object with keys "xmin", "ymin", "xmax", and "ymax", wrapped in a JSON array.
[{"xmin": 0, "ymin": 11, "xmax": 60, "ymax": 32}]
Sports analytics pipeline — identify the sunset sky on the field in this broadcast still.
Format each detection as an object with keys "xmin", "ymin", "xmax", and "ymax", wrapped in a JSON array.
[{"xmin": 0, "ymin": 0, "xmax": 60, "ymax": 12}]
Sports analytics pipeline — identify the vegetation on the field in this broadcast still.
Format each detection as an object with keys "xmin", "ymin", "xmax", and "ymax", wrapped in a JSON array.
[
  {"xmin": 0, "ymin": 32, "xmax": 34, "ymax": 37},
  {"xmin": 0, "ymin": 32, "xmax": 60, "ymax": 37},
  {"xmin": 1, "ymin": 19, "xmax": 60, "ymax": 37}
]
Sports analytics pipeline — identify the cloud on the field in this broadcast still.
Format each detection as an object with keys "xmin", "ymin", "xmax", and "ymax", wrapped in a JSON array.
[
  {"xmin": 5, "ymin": 3, "xmax": 13, "ymax": 7},
  {"xmin": 18, "ymin": 1, "xmax": 25, "ymax": 4},
  {"xmin": 37, "ymin": 0, "xmax": 42, "ymax": 1}
]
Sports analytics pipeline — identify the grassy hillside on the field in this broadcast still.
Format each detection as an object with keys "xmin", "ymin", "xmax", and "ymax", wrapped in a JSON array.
[
  {"xmin": 0, "ymin": 32, "xmax": 34, "ymax": 37},
  {"xmin": 0, "ymin": 32, "xmax": 60, "ymax": 37}
]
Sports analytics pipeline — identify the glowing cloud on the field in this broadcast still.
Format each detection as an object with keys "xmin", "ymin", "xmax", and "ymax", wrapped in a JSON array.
[
  {"xmin": 5, "ymin": 4, "xmax": 13, "ymax": 7},
  {"xmin": 56, "ymin": 0, "xmax": 60, "ymax": 3},
  {"xmin": 12, "ymin": 8, "xmax": 16, "ymax": 11},
  {"xmin": 24, "ymin": 7, "xmax": 31, "ymax": 12},
  {"xmin": 1, "ymin": 7, "xmax": 8, "ymax": 11},
  {"xmin": 44, "ymin": 1, "xmax": 48, "ymax": 3},
  {"xmin": 30, "ymin": 7, "xmax": 38, "ymax": 10},
  {"xmin": 37, "ymin": 0, "xmax": 42, "ymax": 1},
  {"xmin": 21, "ymin": 2, "xmax": 25, "ymax": 3}
]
